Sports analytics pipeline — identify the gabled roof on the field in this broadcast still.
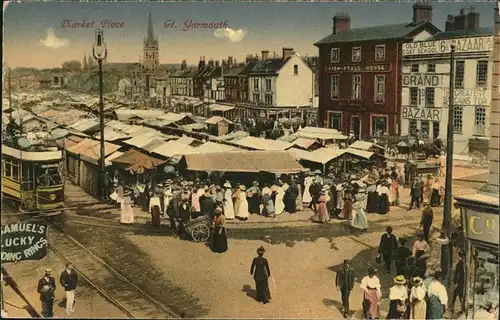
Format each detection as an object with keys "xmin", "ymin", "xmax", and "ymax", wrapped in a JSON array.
[
  {"xmin": 428, "ymin": 27, "xmax": 493, "ymax": 40},
  {"xmin": 204, "ymin": 116, "xmax": 233, "ymax": 125},
  {"xmin": 248, "ymin": 58, "xmax": 287, "ymax": 76},
  {"xmin": 209, "ymin": 104, "xmax": 235, "ymax": 112},
  {"xmin": 315, "ymin": 21, "xmax": 439, "ymax": 45},
  {"xmin": 224, "ymin": 66, "xmax": 245, "ymax": 77}
]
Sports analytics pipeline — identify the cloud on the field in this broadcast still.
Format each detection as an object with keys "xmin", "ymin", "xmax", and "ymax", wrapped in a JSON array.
[
  {"xmin": 213, "ymin": 28, "xmax": 247, "ymax": 43},
  {"xmin": 40, "ymin": 28, "xmax": 69, "ymax": 49}
]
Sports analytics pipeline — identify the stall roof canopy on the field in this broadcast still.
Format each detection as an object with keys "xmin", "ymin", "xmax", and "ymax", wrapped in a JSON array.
[
  {"xmin": 349, "ymin": 140, "xmax": 384, "ymax": 151},
  {"xmin": 191, "ymin": 141, "xmax": 239, "ymax": 154},
  {"xmin": 297, "ymin": 127, "xmax": 348, "ymax": 140},
  {"xmin": 110, "ymin": 148, "xmax": 166, "ymax": 171},
  {"xmin": 204, "ymin": 116, "xmax": 233, "ymax": 125},
  {"xmin": 68, "ymin": 118, "xmax": 100, "ymax": 133},
  {"xmin": 232, "ymin": 136, "xmax": 293, "ymax": 151},
  {"xmin": 289, "ymin": 147, "xmax": 343, "ymax": 164},
  {"xmin": 151, "ymin": 140, "xmax": 196, "ymax": 158},
  {"xmin": 95, "ymin": 127, "xmax": 129, "ymax": 141},
  {"xmin": 209, "ymin": 104, "xmax": 235, "ymax": 112},
  {"xmin": 66, "ymin": 138, "xmax": 121, "ymax": 161},
  {"xmin": 182, "ymin": 151, "xmax": 304, "ymax": 173},
  {"xmin": 292, "ymin": 137, "xmax": 321, "ymax": 150}
]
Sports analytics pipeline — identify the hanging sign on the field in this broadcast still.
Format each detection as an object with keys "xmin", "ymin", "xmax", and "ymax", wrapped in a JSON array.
[
  {"xmin": 1, "ymin": 222, "xmax": 48, "ymax": 263},
  {"xmin": 402, "ymin": 36, "xmax": 493, "ymax": 56}
]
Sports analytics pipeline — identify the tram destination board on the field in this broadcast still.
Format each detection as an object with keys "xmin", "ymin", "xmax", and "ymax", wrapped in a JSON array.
[{"xmin": 1, "ymin": 222, "xmax": 48, "ymax": 263}]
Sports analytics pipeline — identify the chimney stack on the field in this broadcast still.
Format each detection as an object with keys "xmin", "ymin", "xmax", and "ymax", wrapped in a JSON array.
[
  {"xmin": 215, "ymin": 60, "xmax": 220, "ymax": 67},
  {"xmin": 467, "ymin": 8, "xmax": 480, "ymax": 30},
  {"xmin": 198, "ymin": 56, "xmax": 206, "ymax": 70},
  {"xmin": 228, "ymin": 56, "xmax": 233, "ymax": 68},
  {"xmin": 412, "ymin": 2, "xmax": 433, "ymax": 23},
  {"xmin": 445, "ymin": 15, "xmax": 455, "ymax": 31},
  {"xmin": 282, "ymin": 48, "xmax": 295, "ymax": 61},
  {"xmin": 453, "ymin": 9, "xmax": 466, "ymax": 31},
  {"xmin": 208, "ymin": 59, "xmax": 215, "ymax": 68},
  {"xmin": 261, "ymin": 50, "xmax": 269, "ymax": 61},
  {"xmin": 181, "ymin": 60, "xmax": 187, "ymax": 71},
  {"xmin": 332, "ymin": 13, "xmax": 351, "ymax": 34},
  {"xmin": 245, "ymin": 54, "xmax": 253, "ymax": 63}
]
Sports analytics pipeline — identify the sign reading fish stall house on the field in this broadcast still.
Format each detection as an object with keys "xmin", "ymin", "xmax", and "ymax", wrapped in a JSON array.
[{"xmin": 1, "ymin": 222, "xmax": 48, "ymax": 263}]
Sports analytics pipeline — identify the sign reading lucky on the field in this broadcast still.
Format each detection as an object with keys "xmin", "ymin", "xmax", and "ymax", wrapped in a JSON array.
[{"xmin": 1, "ymin": 222, "xmax": 48, "ymax": 263}]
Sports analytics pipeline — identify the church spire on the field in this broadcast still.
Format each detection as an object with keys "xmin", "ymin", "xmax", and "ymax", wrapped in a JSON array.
[{"xmin": 146, "ymin": 12, "xmax": 155, "ymax": 45}]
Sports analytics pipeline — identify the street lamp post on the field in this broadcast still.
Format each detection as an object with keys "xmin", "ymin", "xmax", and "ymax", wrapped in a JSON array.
[
  {"xmin": 442, "ymin": 45, "xmax": 455, "ymax": 286},
  {"xmin": 92, "ymin": 29, "xmax": 108, "ymax": 201}
]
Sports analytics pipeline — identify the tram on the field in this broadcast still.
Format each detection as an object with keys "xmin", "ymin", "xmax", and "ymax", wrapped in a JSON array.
[{"xmin": 1, "ymin": 144, "xmax": 64, "ymax": 212}]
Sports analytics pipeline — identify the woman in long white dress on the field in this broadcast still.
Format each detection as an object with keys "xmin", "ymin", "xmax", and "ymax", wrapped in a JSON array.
[
  {"xmin": 302, "ymin": 174, "xmax": 313, "ymax": 205},
  {"xmin": 236, "ymin": 185, "xmax": 249, "ymax": 221},
  {"xmin": 351, "ymin": 190, "xmax": 368, "ymax": 230},
  {"xmin": 120, "ymin": 190, "xmax": 135, "ymax": 224},
  {"xmin": 274, "ymin": 184, "xmax": 285, "ymax": 215},
  {"xmin": 223, "ymin": 182, "xmax": 235, "ymax": 219}
]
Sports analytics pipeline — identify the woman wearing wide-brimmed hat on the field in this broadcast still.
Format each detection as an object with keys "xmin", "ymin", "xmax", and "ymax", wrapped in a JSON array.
[
  {"xmin": 250, "ymin": 246, "xmax": 271, "ymax": 304},
  {"xmin": 351, "ymin": 188, "xmax": 368, "ymax": 230},
  {"xmin": 386, "ymin": 275, "xmax": 408, "ymax": 319},
  {"xmin": 409, "ymin": 277, "xmax": 427, "ymax": 320},
  {"xmin": 235, "ymin": 185, "xmax": 249, "ymax": 221},
  {"xmin": 312, "ymin": 188, "xmax": 329, "ymax": 223},
  {"xmin": 120, "ymin": 190, "xmax": 135, "ymax": 224},
  {"xmin": 339, "ymin": 186, "xmax": 353, "ymax": 220},
  {"xmin": 222, "ymin": 182, "xmax": 235, "ymax": 220}
]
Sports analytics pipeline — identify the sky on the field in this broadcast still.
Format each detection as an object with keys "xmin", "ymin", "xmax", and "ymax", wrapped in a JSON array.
[{"xmin": 3, "ymin": 1, "xmax": 497, "ymax": 68}]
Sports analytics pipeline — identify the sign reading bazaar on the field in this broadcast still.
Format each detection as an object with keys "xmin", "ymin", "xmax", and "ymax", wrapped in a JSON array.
[{"xmin": 402, "ymin": 36, "xmax": 493, "ymax": 56}]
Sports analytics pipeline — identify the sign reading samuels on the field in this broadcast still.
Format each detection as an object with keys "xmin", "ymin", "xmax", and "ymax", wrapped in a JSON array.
[
  {"xmin": 326, "ymin": 64, "xmax": 390, "ymax": 73},
  {"xmin": 402, "ymin": 36, "xmax": 493, "ymax": 56},
  {"xmin": 1, "ymin": 222, "xmax": 48, "ymax": 263}
]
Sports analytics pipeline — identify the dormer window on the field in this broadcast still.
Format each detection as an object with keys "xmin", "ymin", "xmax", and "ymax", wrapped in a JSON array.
[
  {"xmin": 331, "ymin": 48, "xmax": 340, "ymax": 63},
  {"xmin": 352, "ymin": 47, "xmax": 361, "ymax": 62},
  {"xmin": 375, "ymin": 45, "xmax": 386, "ymax": 61}
]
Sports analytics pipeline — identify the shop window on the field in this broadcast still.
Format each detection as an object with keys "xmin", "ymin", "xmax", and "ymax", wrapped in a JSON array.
[
  {"xmin": 330, "ymin": 75, "xmax": 339, "ymax": 99},
  {"xmin": 469, "ymin": 246, "xmax": 499, "ymax": 319},
  {"xmin": 371, "ymin": 116, "xmax": 387, "ymax": 136},
  {"xmin": 420, "ymin": 120, "xmax": 430, "ymax": 138},
  {"xmin": 409, "ymin": 120, "xmax": 418, "ymax": 135},
  {"xmin": 427, "ymin": 63, "xmax": 436, "ymax": 73},
  {"xmin": 410, "ymin": 87, "xmax": 418, "ymax": 106},
  {"xmin": 453, "ymin": 106, "xmax": 463, "ymax": 133},
  {"xmin": 455, "ymin": 61, "xmax": 465, "ymax": 88},
  {"xmin": 475, "ymin": 106, "xmax": 486, "ymax": 136},
  {"xmin": 476, "ymin": 61, "xmax": 488, "ymax": 87},
  {"xmin": 411, "ymin": 64, "xmax": 419, "ymax": 73},
  {"xmin": 425, "ymin": 87, "xmax": 435, "ymax": 107},
  {"xmin": 331, "ymin": 48, "xmax": 340, "ymax": 63}
]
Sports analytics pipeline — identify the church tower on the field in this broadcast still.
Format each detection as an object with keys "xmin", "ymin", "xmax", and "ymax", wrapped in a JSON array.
[{"xmin": 143, "ymin": 13, "xmax": 159, "ymax": 73}]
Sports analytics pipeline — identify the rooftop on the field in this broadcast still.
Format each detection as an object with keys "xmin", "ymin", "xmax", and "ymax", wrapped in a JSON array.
[
  {"xmin": 249, "ymin": 58, "xmax": 288, "ymax": 76},
  {"xmin": 315, "ymin": 21, "xmax": 437, "ymax": 45},
  {"xmin": 429, "ymin": 27, "xmax": 493, "ymax": 40}
]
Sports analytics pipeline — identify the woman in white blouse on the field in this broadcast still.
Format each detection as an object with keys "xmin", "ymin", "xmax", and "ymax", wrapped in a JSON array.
[
  {"xmin": 387, "ymin": 275, "xmax": 408, "ymax": 319},
  {"xmin": 360, "ymin": 266, "xmax": 381, "ymax": 319},
  {"xmin": 410, "ymin": 277, "xmax": 427, "ymax": 320}
]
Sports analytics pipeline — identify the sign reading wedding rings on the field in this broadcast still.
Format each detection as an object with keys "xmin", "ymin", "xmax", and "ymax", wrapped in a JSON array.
[
  {"xmin": 463, "ymin": 210, "xmax": 499, "ymax": 245},
  {"xmin": 402, "ymin": 36, "xmax": 493, "ymax": 56}
]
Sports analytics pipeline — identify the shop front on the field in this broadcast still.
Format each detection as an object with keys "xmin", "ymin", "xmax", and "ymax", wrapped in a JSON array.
[{"xmin": 457, "ymin": 194, "xmax": 499, "ymax": 319}]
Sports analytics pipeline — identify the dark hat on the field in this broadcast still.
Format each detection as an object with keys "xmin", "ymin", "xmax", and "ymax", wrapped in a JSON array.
[
  {"xmin": 368, "ymin": 266, "xmax": 377, "ymax": 274},
  {"xmin": 257, "ymin": 246, "xmax": 265, "ymax": 254},
  {"xmin": 343, "ymin": 259, "xmax": 350, "ymax": 264}
]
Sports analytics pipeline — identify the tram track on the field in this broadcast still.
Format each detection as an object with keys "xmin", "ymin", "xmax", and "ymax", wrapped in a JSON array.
[{"xmin": 47, "ymin": 222, "xmax": 181, "ymax": 319}]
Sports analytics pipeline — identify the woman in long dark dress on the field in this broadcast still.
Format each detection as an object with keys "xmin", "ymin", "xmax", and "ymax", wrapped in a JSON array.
[
  {"xmin": 377, "ymin": 182, "xmax": 391, "ymax": 214},
  {"xmin": 365, "ymin": 178, "xmax": 378, "ymax": 213},
  {"xmin": 210, "ymin": 208, "xmax": 228, "ymax": 253}
]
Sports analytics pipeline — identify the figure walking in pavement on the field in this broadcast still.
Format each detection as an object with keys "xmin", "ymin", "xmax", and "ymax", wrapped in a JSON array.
[
  {"xmin": 408, "ymin": 178, "xmax": 421, "ymax": 211},
  {"xmin": 37, "ymin": 268, "xmax": 56, "ymax": 318},
  {"xmin": 335, "ymin": 259, "xmax": 355, "ymax": 318},
  {"xmin": 378, "ymin": 226, "xmax": 398, "ymax": 273},
  {"xmin": 420, "ymin": 203, "xmax": 434, "ymax": 242},
  {"xmin": 251, "ymin": 246, "xmax": 271, "ymax": 304},
  {"xmin": 59, "ymin": 262, "xmax": 78, "ymax": 315},
  {"xmin": 361, "ymin": 266, "xmax": 381, "ymax": 320}
]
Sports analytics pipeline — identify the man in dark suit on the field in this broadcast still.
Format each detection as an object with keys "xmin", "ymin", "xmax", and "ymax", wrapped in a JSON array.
[
  {"xmin": 395, "ymin": 238, "xmax": 412, "ymax": 276},
  {"xmin": 408, "ymin": 178, "xmax": 421, "ymax": 210},
  {"xmin": 378, "ymin": 226, "xmax": 398, "ymax": 272},
  {"xmin": 335, "ymin": 259, "xmax": 355, "ymax": 318},
  {"xmin": 251, "ymin": 246, "xmax": 271, "ymax": 304},
  {"xmin": 451, "ymin": 251, "xmax": 466, "ymax": 315},
  {"xmin": 59, "ymin": 262, "xmax": 78, "ymax": 314},
  {"xmin": 37, "ymin": 268, "xmax": 56, "ymax": 318}
]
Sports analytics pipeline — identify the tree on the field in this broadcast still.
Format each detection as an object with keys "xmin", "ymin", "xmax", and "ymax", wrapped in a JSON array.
[{"xmin": 61, "ymin": 60, "xmax": 82, "ymax": 71}]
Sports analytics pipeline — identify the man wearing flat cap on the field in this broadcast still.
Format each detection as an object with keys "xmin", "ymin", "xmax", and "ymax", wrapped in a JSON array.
[
  {"xmin": 251, "ymin": 246, "xmax": 271, "ymax": 304},
  {"xmin": 37, "ymin": 268, "xmax": 56, "ymax": 317}
]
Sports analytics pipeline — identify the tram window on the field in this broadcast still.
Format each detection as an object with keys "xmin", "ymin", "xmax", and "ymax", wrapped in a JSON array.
[
  {"xmin": 36, "ymin": 167, "xmax": 62, "ymax": 187},
  {"xmin": 22, "ymin": 163, "xmax": 33, "ymax": 190},
  {"xmin": 2, "ymin": 158, "xmax": 19, "ymax": 181},
  {"xmin": 12, "ymin": 162, "xmax": 19, "ymax": 181}
]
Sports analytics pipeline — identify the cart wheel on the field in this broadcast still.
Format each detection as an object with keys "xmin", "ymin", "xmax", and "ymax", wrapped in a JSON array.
[{"xmin": 191, "ymin": 224, "xmax": 210, "ymax": 242}]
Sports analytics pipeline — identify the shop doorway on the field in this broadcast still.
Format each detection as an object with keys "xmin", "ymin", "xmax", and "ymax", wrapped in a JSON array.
[
  {"xmin": 328, "ymin": 111, "xmax": 342, "ymax": 131},
  {"xmin": 351, "ymin": 116, "xmax": 361, "ymax": 139},
  {"xmin": 433, "ymin": 121, "xmax": 440, "ymax": 139}
]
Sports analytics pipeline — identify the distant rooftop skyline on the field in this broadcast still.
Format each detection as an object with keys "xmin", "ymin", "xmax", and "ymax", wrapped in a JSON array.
[{"xmin": 3, "ymin": 1, "xmax": 496, "ymax": 68}]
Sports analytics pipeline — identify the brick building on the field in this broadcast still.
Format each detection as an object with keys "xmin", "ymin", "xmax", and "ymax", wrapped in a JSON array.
[{"xmin": 315, "ymin": 3, "xmax": 439, "ymax": 138}]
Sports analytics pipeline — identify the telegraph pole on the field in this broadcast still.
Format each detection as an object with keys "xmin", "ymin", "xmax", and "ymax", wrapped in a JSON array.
[
  {"xmin": 92, "ymin": 29, "xmax": 108, "ymax": 201},
  {"xmin": 442, "ymin": 45, "xmax": 455, "ymax": 286}
]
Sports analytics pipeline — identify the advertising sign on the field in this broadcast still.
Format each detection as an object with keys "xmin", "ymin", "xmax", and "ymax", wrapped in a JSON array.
[
  {"xmin": 463, "ymin": 210, "xmax": 499, "ymax": 245},
  {"xmin": 326, "ymin": 64, "xmax": 390, "ymax": 73},
  {"xmin": 1, "ymin": 222, "xmax": 48, "ymax": 263},
  {"xmin": 402, "ymin": 107, "xmax": 441, "ymax": 121},
  {"xmin": 402, "ymin": 74, "xmax": 441, "ymax": 87},
  {"xmin": 442, "ymin": 88, "xmax": 489, "ymax": 106},
  {"xmin": 402, "ymin": 36, "xmax": 493, "ymax": 56}
]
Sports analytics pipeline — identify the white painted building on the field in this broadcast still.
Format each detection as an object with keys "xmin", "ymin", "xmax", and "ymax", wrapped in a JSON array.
[
  {"xmin": 401, "ymin": 29, "xmax": 494, "ymax": 153},
  {"xmin": 248, "ymin": 50, "xmax": 313, "ymax": 107}
]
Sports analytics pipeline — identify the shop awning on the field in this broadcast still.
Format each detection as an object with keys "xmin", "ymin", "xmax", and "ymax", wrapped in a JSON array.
[
  {"xmin": 110, "ymin": 148, "xmax": 166, "ymax": 173},
  {"xmin": 181, "ymin": 150, "xmax": 304, "ymax": 173}
]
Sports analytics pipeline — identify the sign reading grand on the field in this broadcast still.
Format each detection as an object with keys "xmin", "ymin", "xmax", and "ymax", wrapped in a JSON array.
[
  {"xmin": 402, "ymin": 74, "xmax": 441, "ymax": 87},
  {"xmin": 326, "ymin": 64, "xmax": 390, "ymax": 73},
  {"xmin": 402, "ymin": 36, "xmax": 493, "ymax": 56},
  {"xmin": 1, "ymin": 222, "xmax": 48, "ymax": 263},
  {"xmin": 402, "ymin": 107, "xmax": 441, "ymax": 121},
  {"xmin": 442, "ymin": 88, "xmax": 489, "ymax": 106},
  {"xmin": 463, "ymin": 210, "xmax": 499, "ymax": 245}
]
